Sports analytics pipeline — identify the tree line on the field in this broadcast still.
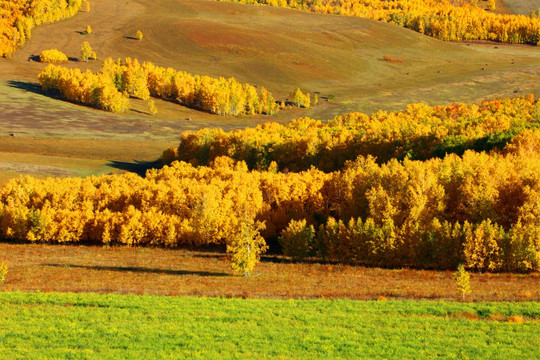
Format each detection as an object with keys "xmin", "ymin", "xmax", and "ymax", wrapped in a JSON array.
[
  {"xmin": 0, "ymin": 128, "xmax": 538, "ymax": 272},
  {"xmin": 166, "ymin": 95, "xmax": 540, "ymax": 171},
  {"xmin": 38, "ymin": 57, "xmax": 281, "ymax": 115},
  {"xmin": 219, "ymin": 0, "xmax": 540, "ymax": 45}
]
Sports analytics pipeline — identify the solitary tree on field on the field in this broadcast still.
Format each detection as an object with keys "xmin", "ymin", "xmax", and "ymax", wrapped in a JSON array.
[
  {"xmin": 136, "ymin": 30, "xmax": 143, "ymax": 40},
  {"xmin": 84, "ymin": 1, "xmax": 90, "ymax": 12},
  {"xmin": 85, "ymin": 25, "xmax": 92, "ymax": 35},
  {"xmin": 453, "ymin": 264, "xmax": 471, "ymax": 300},
  {"xmin": 148, "ymin": 99, "xmax": 157, "ymax": 116},
  {"xmin": 227, "ymin": 208, "xmax": 267, "ymax": 277},
  {"xmin": 0, "ymin": 261, "xmax": 7, "ymax": 284},
  {"xmin": 80, "ymin": 41, "xmax": 94, "ymax": 62}
]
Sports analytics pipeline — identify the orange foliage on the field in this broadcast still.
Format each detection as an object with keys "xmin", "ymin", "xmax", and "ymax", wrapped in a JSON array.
[
  {"xmin": 0, "ymin": 0, "xmax": 82, "ymax": 57},
  {"xmin": 170, "ymin": 95, "xmax": 540, "ymax": 172},
  {"xmin": 39, "ymin": 57, "xmax": 280, "ymax": 115},
  {"xmin": 221, "ymin": 0, "xmax": 540, "ymax": 45},
  {"xmin": 1, "ymin": 130, "xmax": 539, "ymax": 271}
]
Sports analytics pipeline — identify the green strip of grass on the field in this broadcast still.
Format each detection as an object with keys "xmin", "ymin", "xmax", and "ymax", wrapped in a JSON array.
[{"xmin": 0, "ymin": 292, "xmax": 538, "ymax": 359}]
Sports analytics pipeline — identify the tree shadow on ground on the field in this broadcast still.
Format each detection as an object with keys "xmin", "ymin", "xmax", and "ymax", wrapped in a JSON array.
[
  {"xmin": 44, "ymin": 263, "xmax": 229, "ymax": 277},
  {"xmin": 7, "ymin": 80, "xmax": 44, "ymax": 96},
  {"xmin": 107, "ymin": 160, "xmax": 163, "ymax": 177}
]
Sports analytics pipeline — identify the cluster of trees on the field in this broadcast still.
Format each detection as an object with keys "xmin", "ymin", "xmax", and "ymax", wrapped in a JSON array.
[
  {"xmin": 221, "ymin": 0, "xmax": 540, "ymax": 45},
  {"xmin": 289, "ymin": 88, "xmax": 311, "ymax": 108},
  {"xmin": 38, "ymin": 57, "xmax": 281, "ymax": 115},
  {"xmin": 38, "ymin": 63, "xmax": 130, "ymax": 112},
  {"xmin": 0, "ymin": 0, "xmax": 83, "ymax": 57},
  {"xmin": 168, "ymin": 95, "xmax": 540, "ymax": 171},
  {"xmin": 0, "ymin": 129, "xmax": 539, "ymax": 272},
  {"xmin": 39, "ymin": 48, "xmax": 68, "ymax": 63},
  {"xmin": 142, "ymin": 60, "xmax": 280, "ymax": 115}
]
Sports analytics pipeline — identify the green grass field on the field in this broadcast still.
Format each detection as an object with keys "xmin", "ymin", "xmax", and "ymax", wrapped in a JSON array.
[{"xmin": 0, "ymin": 291, "xmax": 539, "ymax": 359}]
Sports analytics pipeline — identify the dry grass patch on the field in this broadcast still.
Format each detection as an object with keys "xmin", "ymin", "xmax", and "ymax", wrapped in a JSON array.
[{"xmin": 1, "ymin": 243, "xmax": 538, "ymax": 301}]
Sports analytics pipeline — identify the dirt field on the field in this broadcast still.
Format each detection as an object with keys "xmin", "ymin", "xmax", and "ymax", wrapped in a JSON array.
[{"xmin": 1, "ymin": 243, "xmax": 538, "ymax": 301}]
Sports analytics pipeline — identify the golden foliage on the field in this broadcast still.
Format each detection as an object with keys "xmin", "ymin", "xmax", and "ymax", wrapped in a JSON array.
[
  {"xmin": 0, "ymin": 0, "xmax": 82, "ymax": 57},
  {"xmin": 220, "ymin": 0, "xmax": 540, "ymax": 45},
  {"xmin": 1, "ymin": 132, "xmax": 539, "ymax": 271},
  {"xmin": 289, "ymin": 88, "xmax": 310, "ymax": 108},
  {"xmin": 148, "ymin": 100, "xmax": 157, "ymax": 116},
  {"xmin": 38, "ymin": 57, "xmax": 281, "ymax": 115},
  {"xmin": 135, "ymin": 30, "xmax": 143, "ymax": 40},
  {"xmin": 0, "ymin": 261, "xmax": 7, "ymax": 284},
  {"xmin": 80, "ymin": 41, "xmax": 95, "ymax": 62},
  {"xmin": 170, "ymin": 95, "xmax": 540, "ymax": 172},
  {"xmin": 38, "ymin": 63, "xmax": 130, "ymax": 112},
  {"xmin": 39, "ymin": 49, "xmax": 68, "ymax": 63},
  {"xmin": 453, "ymin": 264, "xmax": 471, "ymax": 300}
]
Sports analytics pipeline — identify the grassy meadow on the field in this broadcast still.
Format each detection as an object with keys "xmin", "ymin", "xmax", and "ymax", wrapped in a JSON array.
[{"xmin": 1, "ymin": 291, "xmax": 539, "ymax": 360}]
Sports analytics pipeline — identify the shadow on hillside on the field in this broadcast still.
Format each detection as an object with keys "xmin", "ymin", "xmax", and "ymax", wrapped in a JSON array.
[
  {"xmin": 8, "ymin": 80, "xmax": 43, "ymax": 96},
  {"xmin": 191, "ymin": 252, "xmax": 310, "ymax": 265},
  {"xmin": 44, "ymin": 263, "xmax": 229, "ymax": 277},
  {"xmin": 107, "ymin": 160, "xmax": 163, "ymax": 177}
]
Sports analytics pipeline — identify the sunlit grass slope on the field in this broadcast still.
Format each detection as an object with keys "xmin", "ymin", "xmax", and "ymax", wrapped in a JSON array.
[{"xmin": 1, "ymin": 291, "xmax": 539, "ymax": 359}]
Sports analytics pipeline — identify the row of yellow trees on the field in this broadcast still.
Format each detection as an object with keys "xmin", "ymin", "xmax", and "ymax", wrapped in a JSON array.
[
  {"xmin": 0, "ymin": 129, "xmax": 538, "ymax": 271},
  {"xmin": 38, "ymin": 57, "xmax": 280, "ymax": 115},
  {"xmin": 38, "ymin": 63, "xmax": 130, "ymax": 112},
  {"xmin": 168, "ymin": 95, "xmax": 540, "ymax": 171},
  {"xmin": 220, "ymin": 0, "xmax": 540, "ymax": 45},
  {"xmin": 0, "ymin": 0, "xmax": 83, "ymax": 57}
]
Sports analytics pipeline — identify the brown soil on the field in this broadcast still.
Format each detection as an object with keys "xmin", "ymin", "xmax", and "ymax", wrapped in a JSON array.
[{"xmin": 1, "ymin": 243, "xmax": 538, "ymax": 301}]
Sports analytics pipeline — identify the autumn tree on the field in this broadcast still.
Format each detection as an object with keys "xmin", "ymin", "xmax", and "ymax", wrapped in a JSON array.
[
  {"xmin": 84, "ymin": 1, "xmax": 90, "ymax": 12},
  {"xmin": 289, "ymin": 88, "xmax": 305, "ymax": 107},
  {"xmin": 80, "ymin": 41, "xmax": 95, "ymax": 62},
  {"xmin": 486, "ymin": 0, "xmax": 496, "ymax": 11},
  {"xmin": 227, "ymin": 210, "xmax": 267, "ymax": 276},
  {"xmin": 136, "ymin": 30, "xmax": 143, "ymax": 40},
  {"xmin": 39, "ymin": 49, "xmax": 68, "ymax": 63},
  {"xmin": 454, "ymin": 264, "xmax": 471, "ymax": 300},
  {"xmin": 0, "ymin": 261, "xmax": 7, "ymax": 284},
  {"xmin": 85, "ymin": 25, "xmax": 92, "ymax": 35},
  {"xmin": 148, "ymin": 100, "xmax": 157, "ymax": 116}
]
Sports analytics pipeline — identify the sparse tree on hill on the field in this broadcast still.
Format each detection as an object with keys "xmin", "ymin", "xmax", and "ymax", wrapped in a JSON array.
[
  {"xmin": 86, "ymin": 25, "xmax": 92, "ymax": 35},
  {"xmin": 136, "ymin": 30, "xmax": 144, "ymax": 41},
  {"xmin": 84, "ymin": 1, "xmax": 91, "ymax": 12},
  {"xmin": 290, "ymin": 88, "xmax": 304, "ymax": 107},
  {"xmin": 148, "ymin": 99, "xmax": 157, "ymax": 116},
  {"xmin": 289, "ymin": 88, "xmax": 310, "ymax": 108},
  {"xmin": 313, "ymin": 93, "xmax": 319, "ymax": 106},
  {"xmin": 80, "ymin": 41, "xmax": 94, "ymax": 62}
]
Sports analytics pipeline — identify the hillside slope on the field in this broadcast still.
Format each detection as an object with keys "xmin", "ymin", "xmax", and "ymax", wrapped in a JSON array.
[
  {"xmin": 502, "ymin": 0, "xmax": 539, "ymax": 15},
  {"xmin": 0, "ymin": 0, "xmax": 539, "ymax": 127}
]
